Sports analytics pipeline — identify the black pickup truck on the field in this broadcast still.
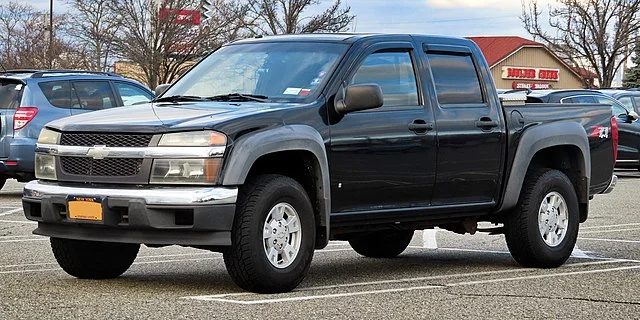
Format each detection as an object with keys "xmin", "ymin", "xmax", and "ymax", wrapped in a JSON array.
[{"xmin": 23, "ymin": 34, "xmax": 617, "ymax": 293}]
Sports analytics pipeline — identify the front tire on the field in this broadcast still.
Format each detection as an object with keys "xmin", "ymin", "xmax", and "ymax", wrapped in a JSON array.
[
  {"xmin": 50, "ymin": 238, "xmax": 139, "ymax": 279},
  {"xmin": 504, "ymin": 168, "xmax": 579, "ymax": 268},
  {"xmin": 223, "ymin": 174, "xmax": 315, "ymax": 293},
  {"xmin": 349, "ymin": 230, "xmax": 414, "ymax": 258}
]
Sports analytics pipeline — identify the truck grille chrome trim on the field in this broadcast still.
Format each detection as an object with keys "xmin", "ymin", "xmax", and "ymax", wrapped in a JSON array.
[
  {"xmin": 35, "ymin": 144, "xmax": 226, "ymax": 159},
  {"xmin": 23, "ymin": 180, "xmax": 238, "ymax": 205}
]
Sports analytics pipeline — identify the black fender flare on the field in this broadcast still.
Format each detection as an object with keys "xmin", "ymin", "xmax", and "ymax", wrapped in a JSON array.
[
  {"xmin": 221, "ymin": 125, "xmax": 331, "ymax": 247},
  {"xmin": 497, "ymin": 121, "xmax": 590, "ymax": 213}
]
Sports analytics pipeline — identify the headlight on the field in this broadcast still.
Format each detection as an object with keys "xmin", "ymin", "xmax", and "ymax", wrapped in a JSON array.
[
  {"xmin": 35, "ymin": 154, "xmax": 57, "ymax": 180},
  {"xmin": 158, "ymin": 131, "xmax": 226, "ymax": 146},
  {"xmin": 37, "ymin": 128, "xmax": 61, "ymax": 144},
  {"xmin": 150, "ymin": 158, "xmax": 222, "ymax": 184}
]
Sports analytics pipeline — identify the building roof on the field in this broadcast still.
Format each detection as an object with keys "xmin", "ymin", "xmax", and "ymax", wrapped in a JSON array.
[{"xmin": 466, "ymin": 36, "xmax": 544, "ymax": 67}]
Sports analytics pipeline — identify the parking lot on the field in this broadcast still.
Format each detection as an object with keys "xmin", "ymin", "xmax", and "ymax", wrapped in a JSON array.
[{"xmin": 1, "ymin": 173, "xmax": 639, "ymax": 319}]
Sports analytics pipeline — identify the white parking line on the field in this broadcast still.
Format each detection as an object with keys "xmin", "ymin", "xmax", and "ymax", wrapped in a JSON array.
[
  {"xmin": 190, "ymin": 285, "xmax": 446, "ymax": 304},
  {"xmin": 581, "ymin": 227, "xmax": 640, "ymax": 234},
  {"xmin": 0, "ymin": 235, "xmax": 38, "ymax": 239},
  {"xmin": 0, "ymin": 208, "xmax": 23, "ymax": 217},
  {"xmin": 187, "ymin": 263, "xmax": 640, "ymax": 305},
  {"xmin": 582, "ymin": 223, "xmax": 640, "ymax": 229},
  {"xmin": 184, "ymin": 259, "xmax": 629, "ymax": 303},
  {"xmin": 578, "ymin": 237, "xmax": 640, "ymax": 244},
  {"xmin": 0, "ymin": 220, "xmax": 36, "ymax": 224}
]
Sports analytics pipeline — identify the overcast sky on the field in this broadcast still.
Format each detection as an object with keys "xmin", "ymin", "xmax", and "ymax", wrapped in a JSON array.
[{"xmin": 25, "ymin": 0, "xmax": 544, "ymax": 38}]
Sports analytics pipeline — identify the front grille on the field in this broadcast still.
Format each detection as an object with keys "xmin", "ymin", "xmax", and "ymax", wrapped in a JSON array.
[
  {"xmin": 61, "ymin": 157, "xmax": 143, "ymax": 177},
  {"xmin": 60, "ymin": 133, "xmax": 153, "ymax": 147}
]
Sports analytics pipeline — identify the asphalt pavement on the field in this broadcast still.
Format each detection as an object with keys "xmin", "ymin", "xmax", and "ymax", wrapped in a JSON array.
[{"xmin": 1, "ymin": 173, "xmax": 639, "ymax": 319}]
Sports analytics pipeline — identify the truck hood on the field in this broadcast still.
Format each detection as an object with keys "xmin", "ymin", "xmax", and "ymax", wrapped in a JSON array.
[{"xmin": 46, "ymin": 102, "xmax": 288, "ymax": 133}]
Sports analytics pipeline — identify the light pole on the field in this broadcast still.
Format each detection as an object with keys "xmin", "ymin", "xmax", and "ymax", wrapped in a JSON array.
[{"xmin": 48, "ymin": 0, "xmax": 54, "ymax": 69}]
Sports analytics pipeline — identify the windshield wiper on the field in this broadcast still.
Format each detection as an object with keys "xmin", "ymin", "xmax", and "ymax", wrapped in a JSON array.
[
  {"xmin": 206, "ymin": 93, "xmax": 270, "ymax": 103},
  {"xmin": 153, "ymin": 95, "xmax": 206, "ymax": 103}
]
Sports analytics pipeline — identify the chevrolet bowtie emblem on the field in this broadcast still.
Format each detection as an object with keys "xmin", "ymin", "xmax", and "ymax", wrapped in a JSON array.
[{"xmin": 86, "ymin": 145, "xmax": 110, "ymax": 159}]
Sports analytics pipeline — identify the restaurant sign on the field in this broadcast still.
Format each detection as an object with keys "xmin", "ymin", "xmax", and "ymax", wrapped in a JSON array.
[
  {"xmin": 502, "ymin": 66, "xmax": 559, "ymax": 82},
  {"xmin": 512, "ymin": 82, "xmax": 551, "ymax": 90}
]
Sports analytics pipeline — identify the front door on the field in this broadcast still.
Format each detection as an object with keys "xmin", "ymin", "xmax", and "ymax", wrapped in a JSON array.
[{"xmin": 329, "ymin": 43, "xmax": 437, "ymax": 213}]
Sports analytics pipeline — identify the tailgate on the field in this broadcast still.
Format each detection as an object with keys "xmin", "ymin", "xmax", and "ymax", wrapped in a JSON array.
[{"xmin": 0, "ymin": 79, "xmax": 24, "ymax": 158}]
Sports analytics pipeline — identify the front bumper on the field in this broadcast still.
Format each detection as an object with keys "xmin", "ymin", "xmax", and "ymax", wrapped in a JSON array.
[{"xmin": 22, "ymin": 180, "xmax": 238, "ymax": 246}]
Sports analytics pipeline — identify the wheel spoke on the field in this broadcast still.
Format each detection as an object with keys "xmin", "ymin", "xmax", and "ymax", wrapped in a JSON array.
[
  {"xmin": 558, "ymin": 217, "xmax": 568, "ymax": 230},
  {"xmin": 286, "ymin": 216, "xmax": 300, "ymax": 233},
  {"xmin": 263, "ymin": 225, "xmax": 272, "ymax": 239},
  {"xmin": 550, "ymin": 232, "xmax": 558, "ymax": 245},
  {"xmin": 282, "ymin": 244, "xmax": 296, "ymax": 264},
  {"xmin": 268, "ymin": 247, "xmax": 279, "ymax": 265},
  {"xmin": 270, "ymin": 205, "xmax": 284, "ymax": 220}
]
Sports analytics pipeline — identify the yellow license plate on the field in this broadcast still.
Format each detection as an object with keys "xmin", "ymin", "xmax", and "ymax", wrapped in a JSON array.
[{"xmin": 68, "ymin": 197, "xmax": 103, "ymax": 221}]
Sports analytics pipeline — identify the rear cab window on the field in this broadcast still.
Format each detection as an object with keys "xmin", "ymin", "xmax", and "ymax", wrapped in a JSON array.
[{"xmin": 0, "ymin": 80, "xmax": 24, "ymax": 109}]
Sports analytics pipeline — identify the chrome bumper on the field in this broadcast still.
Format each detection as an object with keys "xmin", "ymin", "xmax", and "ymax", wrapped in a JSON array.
[
  {"xmin": 601, "ymin": 175, "xmax": 618, "ymax": 194},
  {"xmin": 23, "ymin": 180, "xmax": 238, "ymax": 205}
]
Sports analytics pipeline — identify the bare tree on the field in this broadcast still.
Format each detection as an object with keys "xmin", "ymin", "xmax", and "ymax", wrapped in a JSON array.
[
  {"xmin": 245, "ymin": 0, "xmax": 354, "ymax": 35},
  {"xmin": 66, "ymin": 0, "xmax": 120, "ymax": 71},
  {"xmin": 110, "ymin": 0, "xmax": 247, "ymax": 88},
  {"xmin": 0, "ymin": 2, "xmax": 82, "ymax": 70},
  {"xmin": 522, "ymin": 0, "xmax": 640, "ymax": 88}
]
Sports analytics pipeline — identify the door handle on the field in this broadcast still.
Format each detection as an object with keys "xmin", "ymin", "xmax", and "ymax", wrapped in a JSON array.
[
  {"xmin": 408, "ymin": 119, "xmax": 434, "ymax": 133},
  {"xmin": 475, "ymin": 117, "xmax": 498, "ymax": 129}
]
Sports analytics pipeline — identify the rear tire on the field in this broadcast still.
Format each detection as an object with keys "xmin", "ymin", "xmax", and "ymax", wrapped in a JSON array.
[
  {"xmin": 50, "ymin": 238, "xmax": 139, "ymax": 279},
  {"xmin": 349, "ymin": 230, "xmax": 414, "ymax": 258},
  {"xmin": 0, "ymin": 177, "xmax": 5, "ymax": 190},
  {"xmin": 504, "ymin": 168, "xmax": 579, "ymax": 268},
  {"xmin": 223, "ymin": 174, "xmax": 315, "ymax": 293}
]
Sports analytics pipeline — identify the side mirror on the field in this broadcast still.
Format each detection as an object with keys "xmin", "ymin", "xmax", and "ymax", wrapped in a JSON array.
[
  {"xmin": 628, "ymin": 110, "xmax": 639, "ymax": 122},
  {"xmin": 154, "ymin": 84, "xmax": 171, "ymax": 98},
  {"xmin": 334, "ymin": 84, "xmax": 384, "ymax": 115}
]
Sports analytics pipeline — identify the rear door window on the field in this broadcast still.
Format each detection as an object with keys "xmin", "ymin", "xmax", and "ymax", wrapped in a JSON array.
[
  {"xmin": 38, "ymin": 81, "xmax": 72, "ymax": 108},
  {"xmin": 72, "ymin": 81, "xmax": 117, "ymax": 110},
  {"xmin": 0, "ymin": 81, "xmax": 23, "ymax": 109},
  {"xmin": 113, "ymin": 82, "xmax": 153, "ymax": 106},
  {"xmin": 427, "ymin": 53, "xmax": 484, "ymax": 105}
]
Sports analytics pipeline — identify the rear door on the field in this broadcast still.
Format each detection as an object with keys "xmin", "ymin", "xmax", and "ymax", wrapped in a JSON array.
[
  {"xmin": 0, "ymin": 80, "xmax": 24, "ymax": 158},
  {"xmin": 423, "ymin": 46, "xmax": 506, "ymax": 205},
  {"xmin": 70, "ymin": 80, "xmax": 118, "ymax": 115}
]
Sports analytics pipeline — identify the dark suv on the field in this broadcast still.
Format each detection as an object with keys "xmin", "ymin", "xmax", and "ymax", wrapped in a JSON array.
[{"xmin": 0, "ymin": 70, "xmax": 153, "ymax": 189}]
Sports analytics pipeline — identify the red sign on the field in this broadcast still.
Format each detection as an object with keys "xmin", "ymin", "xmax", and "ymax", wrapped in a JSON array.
[
  {"xmin": 502, "ymin": 66, "xmax": 559, "ymax": 82},
  {"xmin": 159, "ymin": 8, "xmax": 201, "ymax": 25},
  {"xmin": 512, "ymin": 82, "xmax": 551, "ymax": 90}
]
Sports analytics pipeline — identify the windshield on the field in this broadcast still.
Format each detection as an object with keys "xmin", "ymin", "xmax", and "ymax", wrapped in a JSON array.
[
  {"xmin": 162, "ymin": 42, "xmax": 348, "ymax": 103},
  {"xmin": 0, "ymin": 81, "xmax": 23, "ymax": 109}
]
